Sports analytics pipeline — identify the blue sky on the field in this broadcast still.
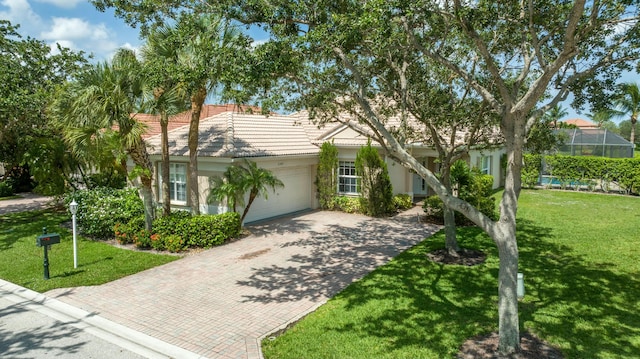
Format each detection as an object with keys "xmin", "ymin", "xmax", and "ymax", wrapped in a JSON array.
[
  {"xmin": 0, "ymin": 0, "xmax": 270, "ymax": 61},
  {"xmin": 1, "ymin": 0, "xmax": 144, "ymax": 60}
]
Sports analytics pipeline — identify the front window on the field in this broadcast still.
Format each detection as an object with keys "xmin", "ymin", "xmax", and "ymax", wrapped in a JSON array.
[
  {"xmin": 169, "ymin": 163, "xmax": 187, "ymax": 203},
  {"xmin": 338, "ymin": 161, "xmax": 359, "ymax": 194},
  {"xmin": 480, "ymin": 156, "xmax": 492, "ymax": 175},
  {"xmin": 159, "ymin": 163, "xmax": 187, "ymax": 204}
]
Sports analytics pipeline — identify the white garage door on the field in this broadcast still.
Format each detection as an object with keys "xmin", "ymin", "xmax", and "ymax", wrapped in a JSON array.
[{"xmin": 243, "ymin": 166, "xmax": 312, "ymax": 223}]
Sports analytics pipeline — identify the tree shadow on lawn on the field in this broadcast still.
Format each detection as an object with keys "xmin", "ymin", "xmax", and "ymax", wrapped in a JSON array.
[
  {"xmin": 517, "ymin": 219, "xmax": 640, "ymax": 358},
  {"xmin": 263, "ymin": 219, "xmax": 640, "ymax": 358},
  {"xmin": 0, "ymin": 210, "xmax": 66, "ymax": 252}
]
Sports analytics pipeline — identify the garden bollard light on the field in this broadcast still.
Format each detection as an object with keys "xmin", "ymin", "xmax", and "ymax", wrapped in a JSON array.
[{"xmin": 517, "ymin": 272, "xmax": 525, "ymax": 299}]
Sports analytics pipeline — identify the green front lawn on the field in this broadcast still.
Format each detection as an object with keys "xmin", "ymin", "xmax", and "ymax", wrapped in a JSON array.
[
  {"xmin": 0, "ymin": 210, "xmax": 178, "ymax": 293},
  {"xmin": 263, "ymin": 190, "xmax": 640, "ymax": 358}
]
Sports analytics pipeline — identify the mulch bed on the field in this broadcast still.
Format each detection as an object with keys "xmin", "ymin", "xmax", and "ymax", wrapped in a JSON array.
[
  {"xmin": 426, "ymin": 247, "xmax": 487, "ymax": 266},
  {"xmin": 457, "ymin": 331, "xmax": 564, "ymax": 358}
]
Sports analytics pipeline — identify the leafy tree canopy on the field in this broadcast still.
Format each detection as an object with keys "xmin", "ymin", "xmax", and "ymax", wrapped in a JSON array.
[{"xmin": 0, "ymin": 20, "xmax": 88, "ymax": 190}]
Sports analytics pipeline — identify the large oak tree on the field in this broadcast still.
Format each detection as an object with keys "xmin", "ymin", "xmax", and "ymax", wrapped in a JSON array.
[{"xmin": 92, "ymin": 0, "xmax": 640, "ymax": 354}]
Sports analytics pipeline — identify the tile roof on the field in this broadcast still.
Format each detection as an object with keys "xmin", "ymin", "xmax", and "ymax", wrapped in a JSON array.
[
  {"xmin": 563, "ymin": 118, "xmax": 598, "ymax": 129},
  {"xmin": 146, "ymin": 112, "xmax": 320, "ymax": 158},
  {"xmin": 136, "ymin": 104, "xmax": 264, "ymax": 139}
]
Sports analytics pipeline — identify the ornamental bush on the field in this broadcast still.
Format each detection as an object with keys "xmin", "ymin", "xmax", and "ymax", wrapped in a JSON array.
[
  {"xmin": 393, "ymin": 194, "xmax": 413, "ymax": 210},
  {"xmin": 316, "ymin": 142, "xmax": 339, "ymax": 209},
  {"xmin": 113, "ymin": 215, "xmax": 145, "ymax": 244},
  {"xmin": 152, "ymin": 210, "xmax": 192, "ymax": 238},
  {"xmin": 423, "ymin": 162, "xmax": 497, "ymax": 225},
  {"xmin": 332, "ymin": 196, "xmax": 363, "ymax": 213},
  {"xmin": 70, "ymin": 187, "xmax": 144, "ymax": 239},
  {"xmin": 185, "ymin": 212, "xmax": 241, "ymax": 248},
  {"xmin": 0, "ymin": 181, "xmax": 13, "ymax": 197},
  {"xmin": 355, "ymin": 142, "xmax": 395, "ymax": 216},
  {"xmin": 163, "ymin": 234, "xmax": 186, "ymax": 253}
]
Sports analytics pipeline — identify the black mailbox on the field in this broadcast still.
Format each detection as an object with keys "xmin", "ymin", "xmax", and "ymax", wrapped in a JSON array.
[{"xmin": 37, "ymin": 233, "xmax": 61, "ymax": 247}]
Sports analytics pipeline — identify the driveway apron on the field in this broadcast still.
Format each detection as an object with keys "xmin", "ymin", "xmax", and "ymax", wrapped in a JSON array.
[{"xmin": 46, "ymin": 209, "xmax": 440, "ymax": 359}]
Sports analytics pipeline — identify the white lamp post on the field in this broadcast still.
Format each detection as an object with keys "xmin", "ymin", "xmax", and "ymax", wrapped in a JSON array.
[{"xmin": 70, "ymin": 199, "xmax": 78, "ymax": 269}]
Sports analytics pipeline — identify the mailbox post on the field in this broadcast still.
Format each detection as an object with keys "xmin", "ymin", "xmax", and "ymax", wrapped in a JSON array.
[{"xmin": 36, "ymin": 227, "xmax": 61, "ymax": 280}]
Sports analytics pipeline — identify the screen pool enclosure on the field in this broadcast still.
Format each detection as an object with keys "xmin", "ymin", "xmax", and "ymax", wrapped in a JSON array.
[{"xmin": 555, "ymin": 128, "xmax": 634, "ymax": 158}]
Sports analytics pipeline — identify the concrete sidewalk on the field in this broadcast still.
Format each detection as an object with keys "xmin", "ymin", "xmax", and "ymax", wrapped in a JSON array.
[
  {"xmin": 45, "ymin": 207, "xmax": 439, "ymax": 359},
  {"xmin": 0, "ymin": 279, "xmax": 203, "ymax": 358}
]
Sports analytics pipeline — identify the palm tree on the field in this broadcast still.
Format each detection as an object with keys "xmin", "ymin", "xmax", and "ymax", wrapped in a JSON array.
[
  {"xmin": 207, "ymin": 165, "xmax": 246, "ymax": 213},
  {"xmin": 546, "ymin": 104, "xmax": 569, "ymax": 129},
  {"xmin": 238, "ymin": 160, "xmax": 284, "ymax": 223},
  {"xmin": 587, "ymin": 109, "xmax": 614, "ymax": 128},
  {"xmin": 141, "ymin": 25, "xmax": 189, "ymax": 216},
  {"xmin": 613, "ymin": 82, "xmax": 640, "ymax": 146},
  {"xmin": 52, "ymin": 49, "xmax": 156, "ymax": 230},
  {"xmin": 172, "ymin": 14, "xmax": 249, "ymax": 215}
]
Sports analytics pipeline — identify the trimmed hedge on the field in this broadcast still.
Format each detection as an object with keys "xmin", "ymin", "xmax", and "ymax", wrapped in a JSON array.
[
  {"xmin": 530, "ymin": 154, "xmax": 640, "ymax": 194},
  {"xmin": 114, "ymin": 211, "xmax": 241, "ymax": 252}
]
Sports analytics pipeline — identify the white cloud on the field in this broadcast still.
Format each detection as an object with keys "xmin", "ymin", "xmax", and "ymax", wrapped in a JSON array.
[
  {"xmin": 35, "ymin": 0, "xmax": 83, "ymax": 8},
  {"xmin": 0, "ymin": 0, "xmax": 42, "ymax": 28},
  {"xmin": 41, "ymin": 17, "xmax": 109, "ymax": 41},
  {"xmin": 48, "ymin": 39, "xmax": 76, "ymax": 54}
]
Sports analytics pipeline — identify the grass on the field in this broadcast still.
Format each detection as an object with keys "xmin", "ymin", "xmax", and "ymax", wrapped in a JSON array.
[
  {"xmin": 0, "ymin": 195, "xmax": 21, "ymax": 201},
  {"xmin": 262, "ymin": 190, "xmax": 640, "ymax": 359},
  {"xmin": 0, "ymin": 209, "xmax": 178, "ymax": 293}
]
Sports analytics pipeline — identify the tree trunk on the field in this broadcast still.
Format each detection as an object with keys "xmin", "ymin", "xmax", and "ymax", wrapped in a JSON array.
[
  {"xmin": 128, "ymin": 139, "xmax": 155, "ymax": 231},
  {"xmin": 440, "ymin": 165, "xmax": 459, "ymax": 254},
  {"xmin": 631, "ymin": 116, "xmax": 636, "ymax": 147},
  {"xmin": 493, "ymin": 115, "xmax": 525, "ymax": 355},
  {"xmin": 495, "ymin": 221, "xmax": 519, "ymax": 354},
  {"xmin": 161, "ymin": 110, "xmax": 171, "ymax": 216},
  {"xmin": 188, "ymin": 87, "xmax": 207, "ymax": 215},
  {"xmin": 240, "ymin": 191, "xmax": 257, "ymax": 223},
  {"xmin": 139, "ymin": 174, "xmax": 155, "ymax": 231}
]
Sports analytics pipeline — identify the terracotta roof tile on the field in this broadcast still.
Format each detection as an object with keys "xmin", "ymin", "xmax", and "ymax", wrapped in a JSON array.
[
  {"xmin": 563, "ymin": 118, "xmax": 598, "ymax": 129},
  {"xmin": 136, "ymin": 104, "xmax": 264, "ymax": 139}
]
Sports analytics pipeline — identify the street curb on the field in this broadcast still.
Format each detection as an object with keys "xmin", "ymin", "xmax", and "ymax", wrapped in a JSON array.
[{"xmin": 0, "ymin": 279, "xmax": 205, "ymax": 359}]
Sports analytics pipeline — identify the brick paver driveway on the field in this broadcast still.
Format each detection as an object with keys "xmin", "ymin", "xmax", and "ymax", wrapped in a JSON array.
[{"xmin": 46, "ymin": 209, "xmax": 440, "ymax": 359}]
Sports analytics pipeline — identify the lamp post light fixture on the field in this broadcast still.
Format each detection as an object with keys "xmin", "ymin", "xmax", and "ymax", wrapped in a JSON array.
[{"xmin": 70, "ymin": 199, "xmax": 78, "ymax": 269}]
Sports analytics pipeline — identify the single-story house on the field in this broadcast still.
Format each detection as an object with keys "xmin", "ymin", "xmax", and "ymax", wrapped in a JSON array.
[{"xmin": 142, "ymin": 106, "xmax": 506, "ymax": 223}]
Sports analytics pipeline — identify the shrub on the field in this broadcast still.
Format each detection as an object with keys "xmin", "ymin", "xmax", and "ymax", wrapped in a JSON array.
[
  {"xmin": 133, "ymin": 229, "xmax": 152, "ymax": 249},
  {"xmin": 152, "ymin": 211, "xmax": 192, "ymax": 238},
  {"xmin": 355, "ymin": 141, "xmax": 394, "ymax": 216},
  {"xmin": 113, "ymin": 215, "xmax": 146, "ymax": 244},
  {"xmin": 163, "ymin": 234, "xmax": 186, "ymax": 253},
  {"xmin": 68, "ymin": 187, "xmax": 144, "ymax": 239},
  {"xmin": 332, "ymin": 196, "xmax": 363, "ymax": 214},
  {"xmin": 393, "ymin": 194, "xmax": 413, "ymax": 210},
  {"xmin": 185, "ymin": 212, "xmax": 241, "ymax": 248},
  {"xmin": 423, "ymin": 163, "xmax": 497, "ymax": 225},
  {"xmin": 522, "ymin": 154, "xmax": 542, "ymax": 188},
  {"xmin": 316, "ymin": 142, "xmax": 339, "ymax": 209},
  {"xmin": 150, "ymin": 233, "xmax": 164, "ymax": 251},
  {"xmin": 0, "ymin": 181, "xmax": 13, "ymax": 197}
]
